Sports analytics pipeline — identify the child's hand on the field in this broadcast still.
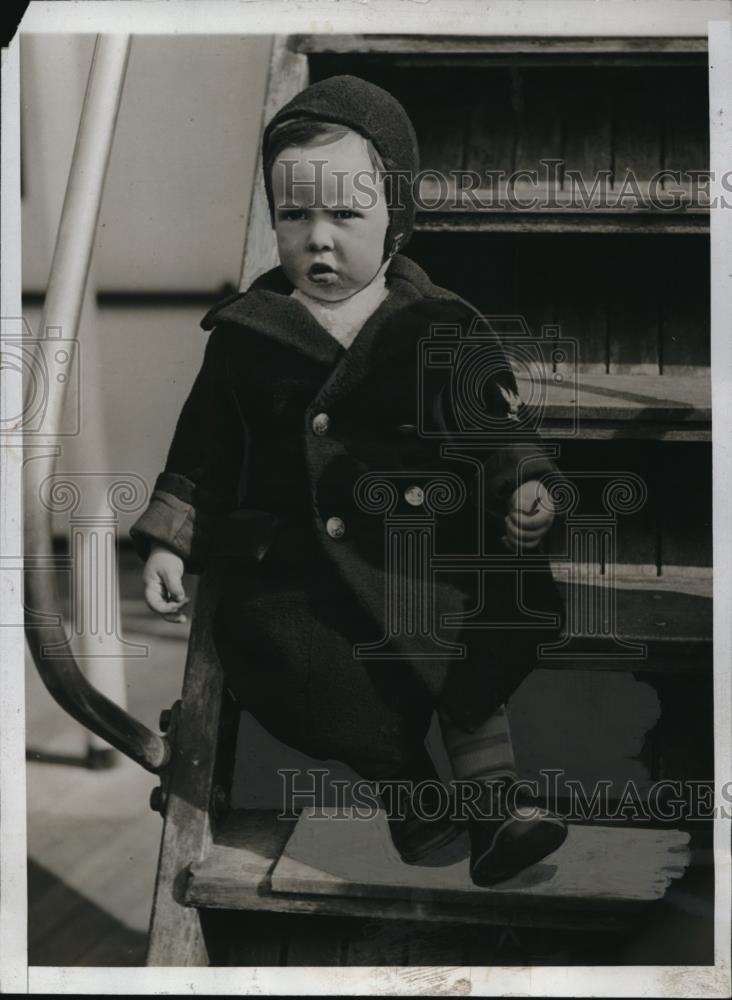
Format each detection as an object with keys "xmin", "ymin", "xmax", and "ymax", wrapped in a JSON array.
[
  {"xmin": 143, "ymin": 544, "xmax": 189, "ymax": 623},
  {"xmin": 502, "ymin": 480, "xmax": 555, "ymax": 552}
]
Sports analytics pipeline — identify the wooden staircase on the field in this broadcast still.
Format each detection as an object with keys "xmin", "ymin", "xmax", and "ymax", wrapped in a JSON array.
[{"xmin": 145, "ymin": 33, "xmax": 712, "ymax": 966}]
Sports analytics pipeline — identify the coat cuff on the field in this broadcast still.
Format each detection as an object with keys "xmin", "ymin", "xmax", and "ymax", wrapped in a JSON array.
[
  {"xmin": 129, "ymin": 487, "xmax": 213, "ymax": 575},
  {"xmin": 129, "ymin": 472, "xmax": 282, "ymax": 573}
]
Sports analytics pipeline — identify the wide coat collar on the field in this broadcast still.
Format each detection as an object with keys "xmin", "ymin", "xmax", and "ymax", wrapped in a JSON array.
[{"xmin": 200, "ymin": 255, "xmax": 470, "ymax": 408}]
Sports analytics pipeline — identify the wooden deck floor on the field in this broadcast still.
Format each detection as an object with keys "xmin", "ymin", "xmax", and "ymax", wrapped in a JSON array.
[{"xmin": 26, "ymin": 546, "xmax": 188, "ymax": 966}]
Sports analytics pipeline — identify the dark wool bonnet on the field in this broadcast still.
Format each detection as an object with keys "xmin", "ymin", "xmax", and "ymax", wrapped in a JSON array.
[{"xmin": 262, "ymin": 74, "xmax": 420, "ymax": 256}]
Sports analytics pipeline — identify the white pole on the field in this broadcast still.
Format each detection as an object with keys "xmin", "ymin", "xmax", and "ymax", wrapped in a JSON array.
[
  {"xmin": 24, "ymin": 35, "xmax": 131, "ymax": 355},
  {"xmin": 24, "ymin": 34, "xmax": 132, "ymax": 767}
]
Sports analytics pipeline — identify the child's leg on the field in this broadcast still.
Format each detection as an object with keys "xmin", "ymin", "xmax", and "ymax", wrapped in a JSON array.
[
  {"xmin": 382, "ymin": 744, "xmax": 465, "ymax": 864},
  {"xmin": 438, "ymin": 703, "xmax": 518, "ymax": 786},
  {"xmin": 439, "ymin": 705, "xmax": 567, "ymax": 886}
]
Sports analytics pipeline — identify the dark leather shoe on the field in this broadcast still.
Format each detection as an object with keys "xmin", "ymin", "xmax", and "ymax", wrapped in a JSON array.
[{"xmin": 469, "ymin": 782, "xmax": 568, "ymax": 886}]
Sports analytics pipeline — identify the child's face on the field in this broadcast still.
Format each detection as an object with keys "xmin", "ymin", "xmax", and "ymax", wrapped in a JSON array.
[{"xmin": 271, "ymin": 130, "xmax": 390, "ymax": 302}]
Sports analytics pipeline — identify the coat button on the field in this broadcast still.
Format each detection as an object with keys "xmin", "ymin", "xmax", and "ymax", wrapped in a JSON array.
[
  {"xmin": 312, "ymin": 412, "xmax": 330, "ymax": 436},
  {"xmin": 325, "ymin": 516, "xmax": 345, "ymax": 539},
  {"xmin": 404, "ymin": 486, "xmax": 424, "ymax": 506}
]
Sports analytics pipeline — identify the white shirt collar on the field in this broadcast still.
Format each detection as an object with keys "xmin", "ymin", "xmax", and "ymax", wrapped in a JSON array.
[{"xmin": 290, "ymin": 262, "xmax": 390, "ymax": 350}]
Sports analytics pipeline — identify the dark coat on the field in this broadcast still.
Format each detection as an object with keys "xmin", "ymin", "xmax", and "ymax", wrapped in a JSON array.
[{"xmin": 130, "ymin": 255, "xmax": 564, "ymax": 778}]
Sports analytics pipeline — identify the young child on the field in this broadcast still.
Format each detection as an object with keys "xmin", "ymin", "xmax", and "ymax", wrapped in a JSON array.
[{"xmin": 130, "ymin": 75, "xmax": 567, "ymax": 886}]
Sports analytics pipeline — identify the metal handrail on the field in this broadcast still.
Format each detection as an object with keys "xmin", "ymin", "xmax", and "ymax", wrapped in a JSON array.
[{"xmin": 23, "ymin": 34, "xmax": 170, "ymax": 774}]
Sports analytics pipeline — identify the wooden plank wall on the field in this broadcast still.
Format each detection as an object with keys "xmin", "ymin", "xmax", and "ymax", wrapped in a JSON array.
[
  {"xmin": 408, "ymin": 232, "xmax": 710, "ymax": 374},
  {"xmin": 308, "ymin": 52, "xmax": 712, "ymax": 584},
  {"xmin": 309, "ymin": 60, "xmax": 709, "ymax": 183},
  {"xmin": 204, "ymin": 908, "xmax": 626, "ymax": 966},
  {"xmin": 543, "ymin": 440, "xmax": 712, "ymax": 572}
]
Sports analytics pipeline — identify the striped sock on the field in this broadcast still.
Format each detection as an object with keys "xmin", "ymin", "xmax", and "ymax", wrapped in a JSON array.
[{"xmin": 439, "ymin": 705, "xmax": 519, "ymax": 785}]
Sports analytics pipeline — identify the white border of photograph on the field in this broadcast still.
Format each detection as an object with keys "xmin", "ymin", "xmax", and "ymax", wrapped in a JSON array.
[{"xmin": 2, "ymin": 2, "xmax": 731, "ymax": 996}]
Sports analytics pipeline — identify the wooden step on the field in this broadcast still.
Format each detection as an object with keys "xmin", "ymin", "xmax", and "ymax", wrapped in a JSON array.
[
  {"xmin": 416, "ymin": 210, "xmax": 708, "ymax": 235},
  {"xmin": 414, "ymin": 183, "xmax": 709, "ymax": 235},
  {"xmin": 427, "ymin": 570, "xmax": 712, "ymax": 673},
  {"xmin": 293, "ymin": 35, "xmax": 707, "ymax": 58},
  {"xmin": 516, "ymin": 372, "xmax": 710, "ymax": 439},
  {"xmin": 546, "ymin": 576, "xmax": 712, "ymax": 672},
  {"xmin": 184, "ymin": 808, "xmax": 690, "ymax": 932}
]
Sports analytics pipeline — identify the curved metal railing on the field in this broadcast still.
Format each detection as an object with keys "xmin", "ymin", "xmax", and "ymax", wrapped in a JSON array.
[{"xmin": 23, "ymin": 34, "xmax": 170, "ymax": 774}]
